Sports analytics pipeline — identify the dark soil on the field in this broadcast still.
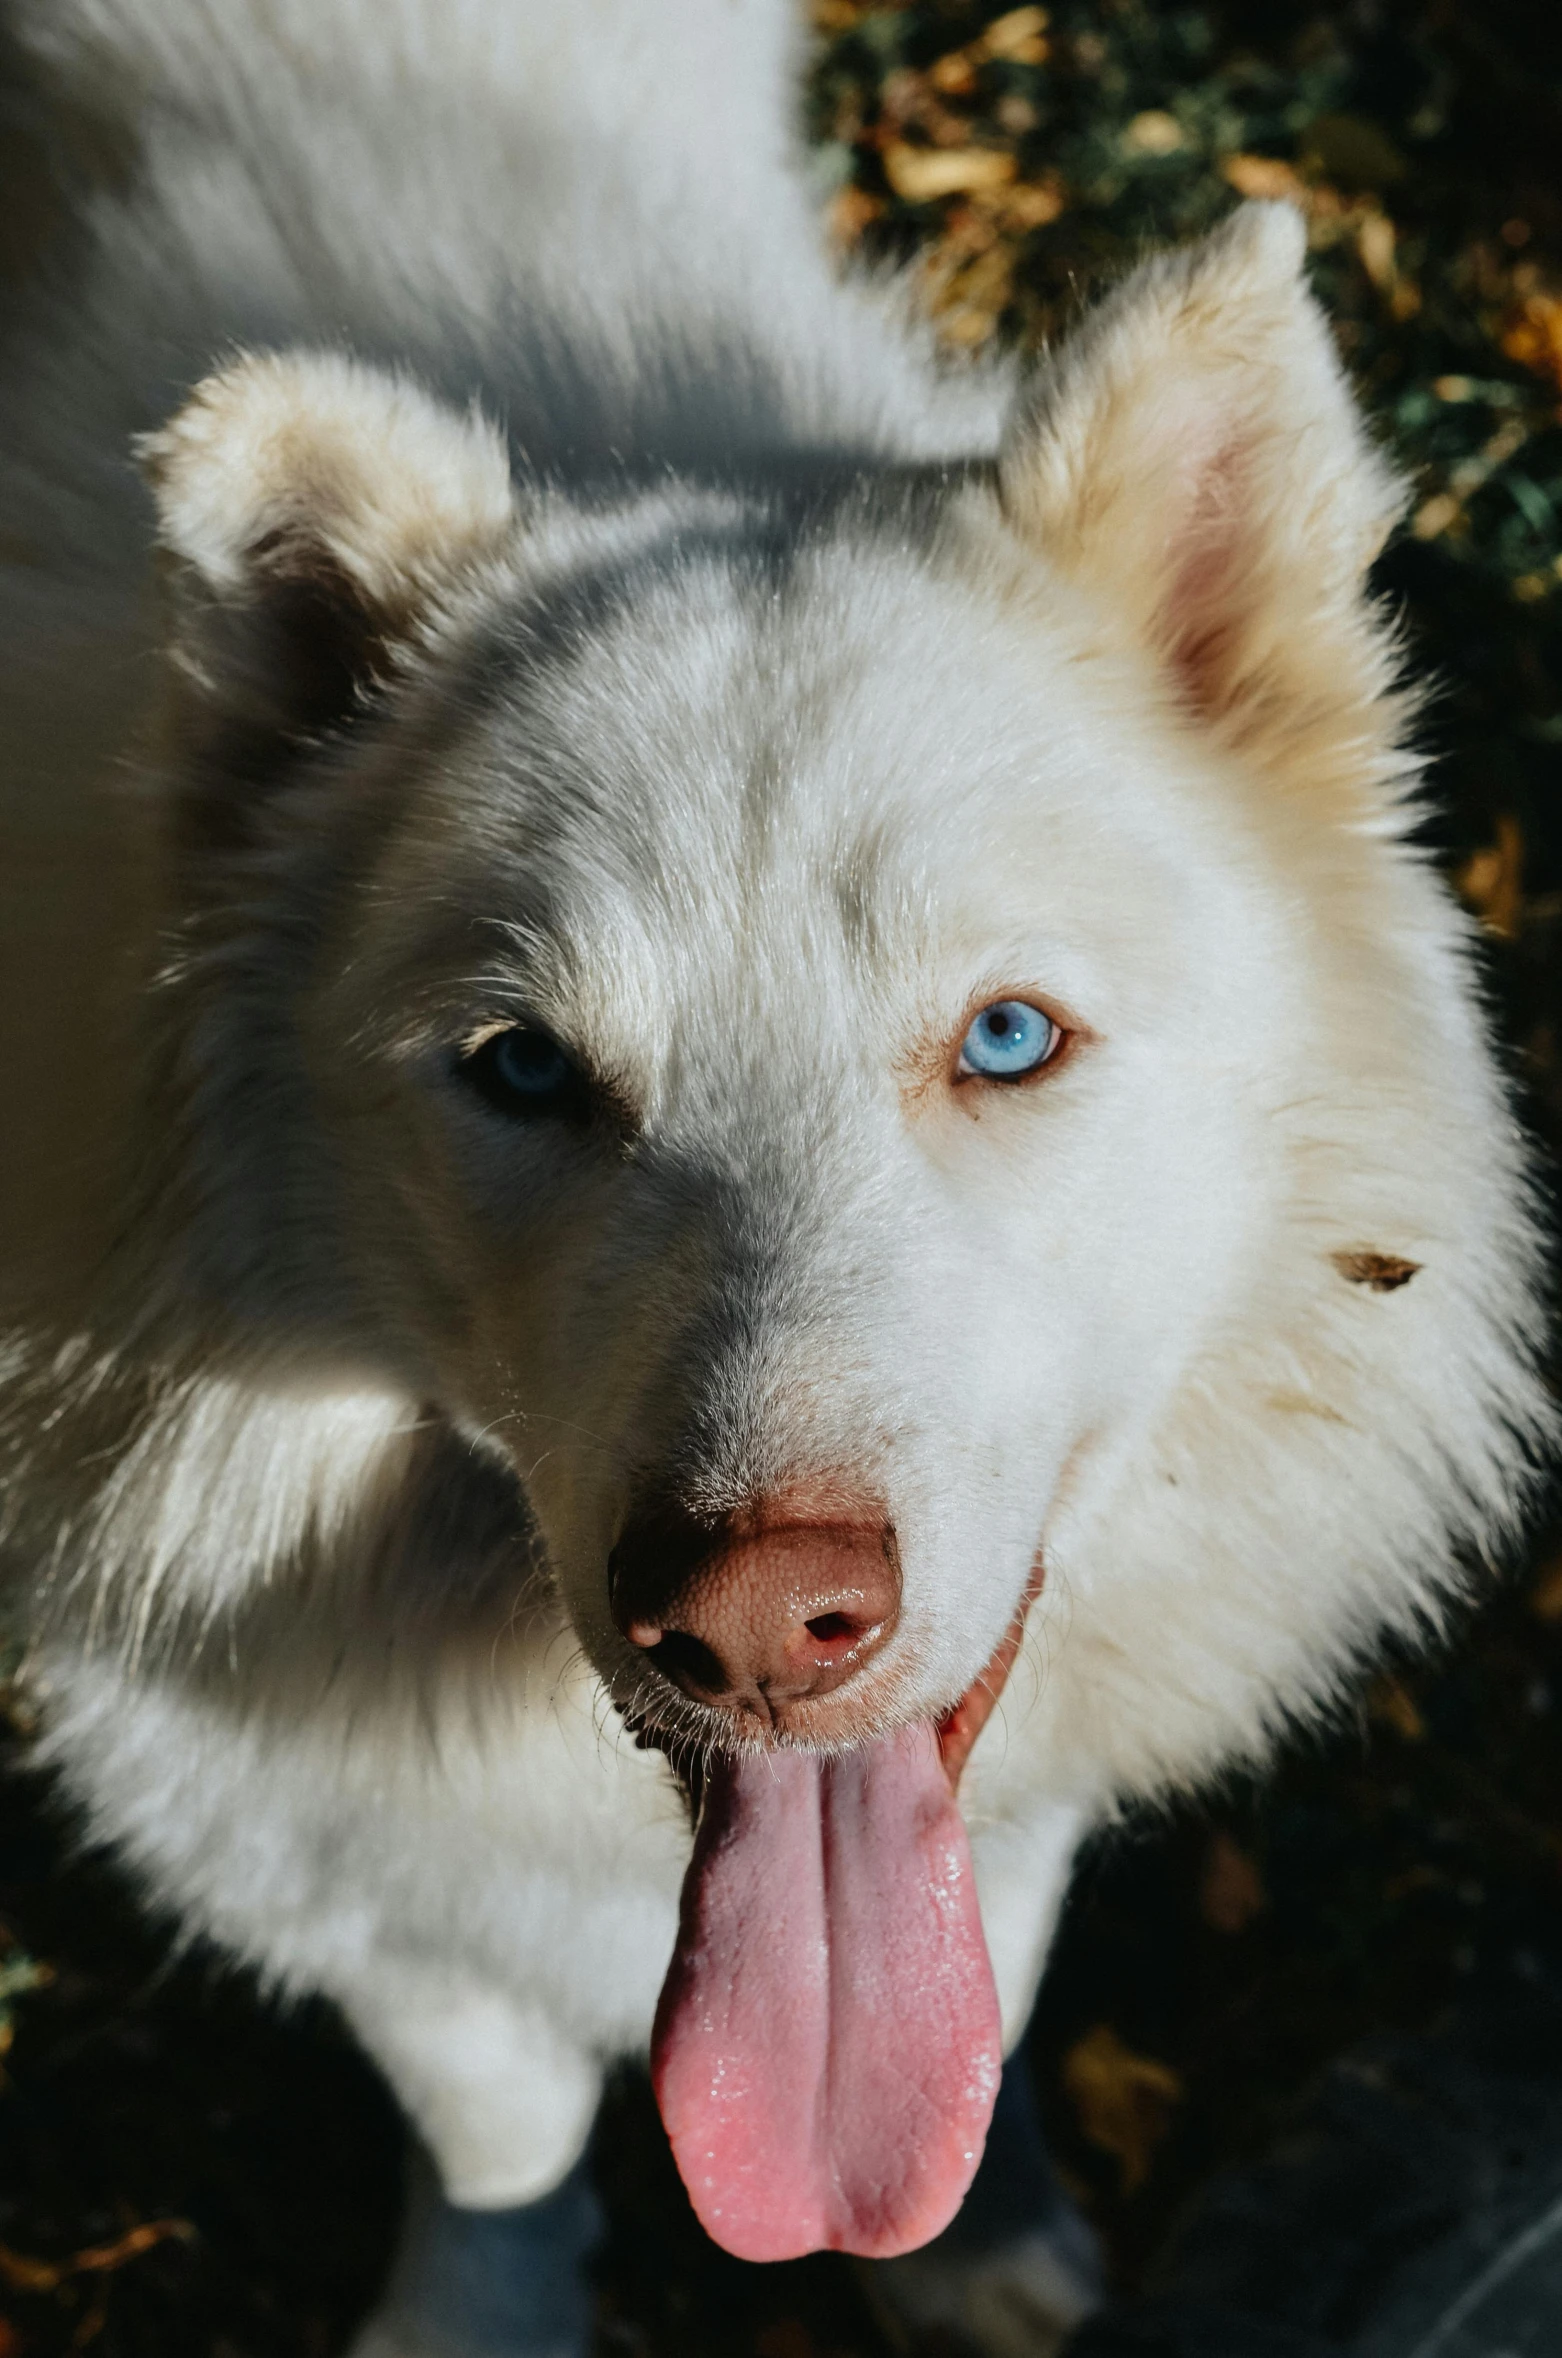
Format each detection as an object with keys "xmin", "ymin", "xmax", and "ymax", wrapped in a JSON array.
[{"xmin": 5, "ymin": 3, "xmax": 1562, "ymax": 2353}]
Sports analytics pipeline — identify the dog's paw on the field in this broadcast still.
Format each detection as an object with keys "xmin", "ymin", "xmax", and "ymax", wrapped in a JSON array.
[
  {"xmin": 862, "ymin": 2215, "xmax": 1103, "ymax": 2358},
  {"xmin": 859, "ymin": 2046, "xmax": 1103, "ymax": 2356},
  {"xmin": 348, "ymin": 2324, "xmax": 455, "ymax": 2358},
  {"xmin": 350, "ymin": 2148, "xmax": 601, "ymax": 2358}
]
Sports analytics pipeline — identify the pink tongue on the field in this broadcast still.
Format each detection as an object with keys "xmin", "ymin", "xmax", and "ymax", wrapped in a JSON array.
[{"xmin": 650, "ymin": 1722, "xmax": 1002, "ymax": 2263}]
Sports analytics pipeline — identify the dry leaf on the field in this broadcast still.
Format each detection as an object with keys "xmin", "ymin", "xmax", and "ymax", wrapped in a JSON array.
[
  {"xmin": 1356, "ymin": 209, "xmax": 1396, "ymax": 291},
  {"xmin": 0, "ymin": 2220, "xmax": 194, "ymax": 2297},
  {"xmin": 883, "ymin": 143, "xmax": 1017, "ymax": 202},
  {"xmin": 1451, "ymin": 416, "xmax": 1529, "ymax": 493},
  {"xmin": 928, "ymin": 51, "xmax": 979, "ymax": 98},
  {"xmin": 1413, "ymin": 491, "xmax": 1461, "ymax": 541},
  {"xmin": 1062, "ymin": 2024, "xmax": 1183, "ymax": 2193},
  {"xmin": 1221, "ymin": 153, "xmax": 1306, "ymax": 205},
  {"xmin": 979, "ymin": 7, "xmax": 1050, "ymax": 64},
  {"xmin": 1123, "ymin": 110, "xmax": 1183, "ymax": 156},
  {"xmin": 1200, "ymin": 1832, "xmax": 1266, "ymax": 1933},
  {"xmin": 923, "ymin": 229, "xmax": 1016, "ymax": 346},
  {"xmin": 0, "ymin": 2244, "xmax": 57, "ymax": 2294},
  {"xmin": 999, "ymin": 174, "xmax": 1067, "ymax": 230},
  {"xmin": 940, "ymin": 311, "xmax": 996, "ymax": 347},
  {"xmin": 1456, "ymin": 812, "xmax": 1524, "ymax": 939},
  {"xmin": 1502, "ymin": 290, "xmax": 1562, "ymax": 395},
  {"xmin": 71, "ymin": 2302, "xmax": 108, "ymax": 2351},
  {"xmin": 827, "ymin": 184, "xmax": 884, "ymax": 249},
  {"xmin": 1369, "ymin": 1676, "xmax": 1426, "ymax": 1742}
]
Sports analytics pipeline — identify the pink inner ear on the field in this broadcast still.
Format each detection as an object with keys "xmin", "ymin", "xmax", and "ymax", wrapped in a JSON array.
[{"xmin": 1155, "ymin": 419, "xmax": 1255, "ymax": 718}]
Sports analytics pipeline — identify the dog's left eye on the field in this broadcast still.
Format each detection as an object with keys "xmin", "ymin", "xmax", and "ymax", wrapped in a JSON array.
[
  {"xmin": 957, "ymin": 1000, "xmax": 1061, "ymax": 1081},
  {"xmin": 461, "ymin": 1024, "xmax": 583, "ymax": 1115}
]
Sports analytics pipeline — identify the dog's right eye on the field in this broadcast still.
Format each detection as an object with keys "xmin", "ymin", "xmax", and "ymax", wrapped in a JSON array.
[{"xmin": 460, "ymin": 1025, "xmax": 584, "ymax": 1117}]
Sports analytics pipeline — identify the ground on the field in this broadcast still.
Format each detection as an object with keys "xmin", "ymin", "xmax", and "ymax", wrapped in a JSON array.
[{"xmin": 3, "ymin": 2, "xmax": 1562, "ymax": 2352}]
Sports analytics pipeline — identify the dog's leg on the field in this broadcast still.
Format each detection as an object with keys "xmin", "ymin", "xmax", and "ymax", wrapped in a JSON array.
[
  {"xmin": 341, "ymin": 1963, "xmax": 605, "ymax": 2357},
  {"xmin": 350, "ymin": 2145, "xmax": 603, "ymax": 2358},
  {"xmin": 341, "ymin": 1965, "xmax": 604, "ymax": 2210},
  {"xmin": 859, "ymin": 2044, "xmax": 1103, "ymax": 2358}
]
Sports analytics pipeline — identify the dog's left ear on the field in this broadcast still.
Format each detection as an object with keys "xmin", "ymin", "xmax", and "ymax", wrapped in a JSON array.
[
  {"xmin": 139, "ymin": 350, "xmax": 518, "ymax": 783},
  {"xmin": 999, "ymin": 203, "xmax": 1405, "ymax": 786}
]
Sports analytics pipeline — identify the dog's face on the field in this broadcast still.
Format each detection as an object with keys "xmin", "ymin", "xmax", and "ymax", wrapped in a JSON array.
[
  {"xmin": 137, "ymin": 206, "xmax": 1437, "ymax": 1752},
  {"xmin": 305, "ymin": 527, "xmax": 1290, "ymax": 1746}
]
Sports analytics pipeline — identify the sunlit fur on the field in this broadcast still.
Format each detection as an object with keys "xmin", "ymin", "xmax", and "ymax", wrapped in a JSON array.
[{"xmin": 0, "ymin": 0, "xmax": 1550, "ymax": 2274}]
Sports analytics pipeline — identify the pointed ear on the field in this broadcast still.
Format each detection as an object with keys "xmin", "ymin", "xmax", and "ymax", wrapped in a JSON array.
[
  {"xmin": 138, "ymin": 352, "xmax": 518, "ymax": 784},
  {"xmin": 998, "ymin": 204, "xmax": 1407, "ymax": 790}
]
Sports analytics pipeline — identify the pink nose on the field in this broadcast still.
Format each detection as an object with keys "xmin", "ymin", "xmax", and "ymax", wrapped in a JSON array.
[{"xmin": 609, "ymin": 1502, "xmax": 901, "ymax": 1717}]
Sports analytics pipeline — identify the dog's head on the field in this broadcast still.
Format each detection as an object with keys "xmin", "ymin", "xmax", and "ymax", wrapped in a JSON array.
[{"xmin": 121, "ymin": 204, "xmax": 1543, "ymax": 1779}]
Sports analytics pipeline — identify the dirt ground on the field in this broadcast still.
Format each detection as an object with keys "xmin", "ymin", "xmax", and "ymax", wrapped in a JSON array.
[{"xmin": 4, "ymin": 2, "xmax": 1562, "ymax": 2353}]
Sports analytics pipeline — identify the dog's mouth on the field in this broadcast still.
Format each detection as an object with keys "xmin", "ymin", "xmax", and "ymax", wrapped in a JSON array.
[{"xmin": 646, "ymin": 1568, "xmax": 1042, "ymax": 2263}]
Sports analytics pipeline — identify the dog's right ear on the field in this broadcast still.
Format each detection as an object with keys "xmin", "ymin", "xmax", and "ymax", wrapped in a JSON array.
[
  {"xmin": 998, "ymin": 204, "xmax": 1407, "ymax": 804},
  {"xmin": 139, "ymin": 351, "xmax": 518, "ymax": 789}
]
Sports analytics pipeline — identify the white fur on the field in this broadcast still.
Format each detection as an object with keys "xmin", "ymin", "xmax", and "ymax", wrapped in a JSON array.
[{"xmin": 0, "ymin": 0, "xmax": 1549, "ymax": 2297}]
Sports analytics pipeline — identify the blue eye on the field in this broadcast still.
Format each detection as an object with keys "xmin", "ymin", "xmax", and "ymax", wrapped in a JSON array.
[
  {"xmin": 957, "ymin": 1000, "xmax": 1060, "ymax": 1081},
  {"xmin": 463, "ymin": 1024, "xmax": 582, "ymax": 1115}
]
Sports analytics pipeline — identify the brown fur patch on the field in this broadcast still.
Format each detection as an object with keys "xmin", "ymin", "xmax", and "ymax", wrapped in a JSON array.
[{"xmin": 1332, "ymin": 1249, "xmax": 1421, "ymax": 1292}]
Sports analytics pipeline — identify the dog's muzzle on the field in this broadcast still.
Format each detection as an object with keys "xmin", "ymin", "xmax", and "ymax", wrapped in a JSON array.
[{"xmin": 608, "ymin": 1497, "xmax": 901, "ymax": 1732}]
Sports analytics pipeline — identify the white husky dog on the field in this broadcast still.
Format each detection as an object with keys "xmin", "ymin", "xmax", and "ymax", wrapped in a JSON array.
[{"xmin": 0, "ymin": 0, "xmax": 1549, "ymax": 2350}]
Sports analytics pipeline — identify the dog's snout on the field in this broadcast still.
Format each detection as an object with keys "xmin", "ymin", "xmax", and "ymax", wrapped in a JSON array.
[{"xmin": 609, "ymin": 1501, "xmax": 900, "ymax": 1722}]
